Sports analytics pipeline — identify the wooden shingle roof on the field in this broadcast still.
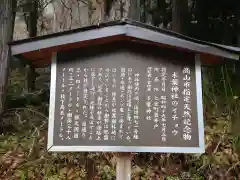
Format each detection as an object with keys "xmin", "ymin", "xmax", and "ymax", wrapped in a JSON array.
[{"xmin": 10, "ymin": 19, "xmax": 240, "ymax": 67}]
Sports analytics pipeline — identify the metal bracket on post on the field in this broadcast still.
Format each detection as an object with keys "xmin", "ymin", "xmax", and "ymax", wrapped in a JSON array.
[{"xmin": 116, "ymin": 152, "xmax": 132, "ymax": 180}]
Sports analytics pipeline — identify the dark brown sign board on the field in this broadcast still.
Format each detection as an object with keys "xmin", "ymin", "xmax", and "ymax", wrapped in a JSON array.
[{"xmin": 47, "ymin": 43, "xmax": 204, "ymax": 153}]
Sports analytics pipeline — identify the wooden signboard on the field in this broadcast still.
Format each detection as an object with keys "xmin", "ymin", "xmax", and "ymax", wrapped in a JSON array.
[
  {"xmin": 9, "ymin": 19, "xmax": 240, "ymax": 180},
  {"xmin": 47, "ymin": 43, "xmax": 204, "ymax": 153}
]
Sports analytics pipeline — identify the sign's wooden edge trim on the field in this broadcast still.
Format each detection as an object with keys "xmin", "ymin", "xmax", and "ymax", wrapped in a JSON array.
[
  {"xmin": 48, "ymin": 146, "xmax": 204, "ymax": 153},
  {"xmin": 195, "ymin": 54, "xmax": 205, "ymax": 153},
  {"xmin": 47, "ymin": 53, "xmax": 57, "ymax": 150}
]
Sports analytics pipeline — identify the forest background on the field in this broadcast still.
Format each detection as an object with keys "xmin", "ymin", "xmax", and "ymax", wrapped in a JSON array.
[{"xmin": 0, "ymin": 0, "xmax": 240, "ymax": 179}]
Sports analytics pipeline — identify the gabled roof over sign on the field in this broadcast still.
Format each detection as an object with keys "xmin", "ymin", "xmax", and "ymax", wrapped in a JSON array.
[{"xmin": 9, "ymin": 19, "xmax": 240, "ymax": 67}]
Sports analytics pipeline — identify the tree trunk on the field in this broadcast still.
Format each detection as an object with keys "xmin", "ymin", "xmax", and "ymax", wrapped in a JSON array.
[
  {"xmin": 128, "ymin": 0, "xmax": 141, "ymax": 21},
  {"xmin": 195, "ymin": 0, "xmax": 207, "ymax": 40},
  {"xmin": 0, "ymin": 0, "xmax": 16, "ymax": 114},
  {"xmin": 27, "ymin": 0, "xmax": 38, "ymax": 37},
  {"xmin": 172, "ymin": 0, "xmax": 188, "ymax": 34},
  {"xmin": 25, "ymin": 0, "xmax": 38, "ymax": 92}
]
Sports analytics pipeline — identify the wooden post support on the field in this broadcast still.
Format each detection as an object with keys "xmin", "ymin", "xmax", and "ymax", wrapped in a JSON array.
[{"xmin": 116, "ymin": 153, "xmax": 132, "ymax": 180}]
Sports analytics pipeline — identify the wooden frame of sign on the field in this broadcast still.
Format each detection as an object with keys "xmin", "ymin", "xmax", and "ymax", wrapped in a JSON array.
[{"xmin": 47, "ymin": 42, "xmax": 204, "ymax": 153}]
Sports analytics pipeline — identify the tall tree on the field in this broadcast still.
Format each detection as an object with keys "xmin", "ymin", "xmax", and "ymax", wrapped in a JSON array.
[
  {"xmin": 24, "ymin": 0, "xmax": 38, "ymax": 37},
  {"xmin": 24, "ymin": 0, "xmax": 39, "ymax": 92},
  {"xmin": 172, "ymin": 0, "xmax": 189, "ymax": 34},
  {"xmin": 0, "ymin": 0, "xmax": 16, "ymax": 114},
  {"xmin": 129, "ymin": 0, "xmax": 141, "ymax": 21},
  {"xmin": 147, "ymin": 0, "xmax": 171, "ymax": 27}
]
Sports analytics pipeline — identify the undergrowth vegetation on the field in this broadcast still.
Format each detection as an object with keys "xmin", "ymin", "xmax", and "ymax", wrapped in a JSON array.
[{"xmin": 0, "ymin": 63, "xmax": 240, "ymax": 179}]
